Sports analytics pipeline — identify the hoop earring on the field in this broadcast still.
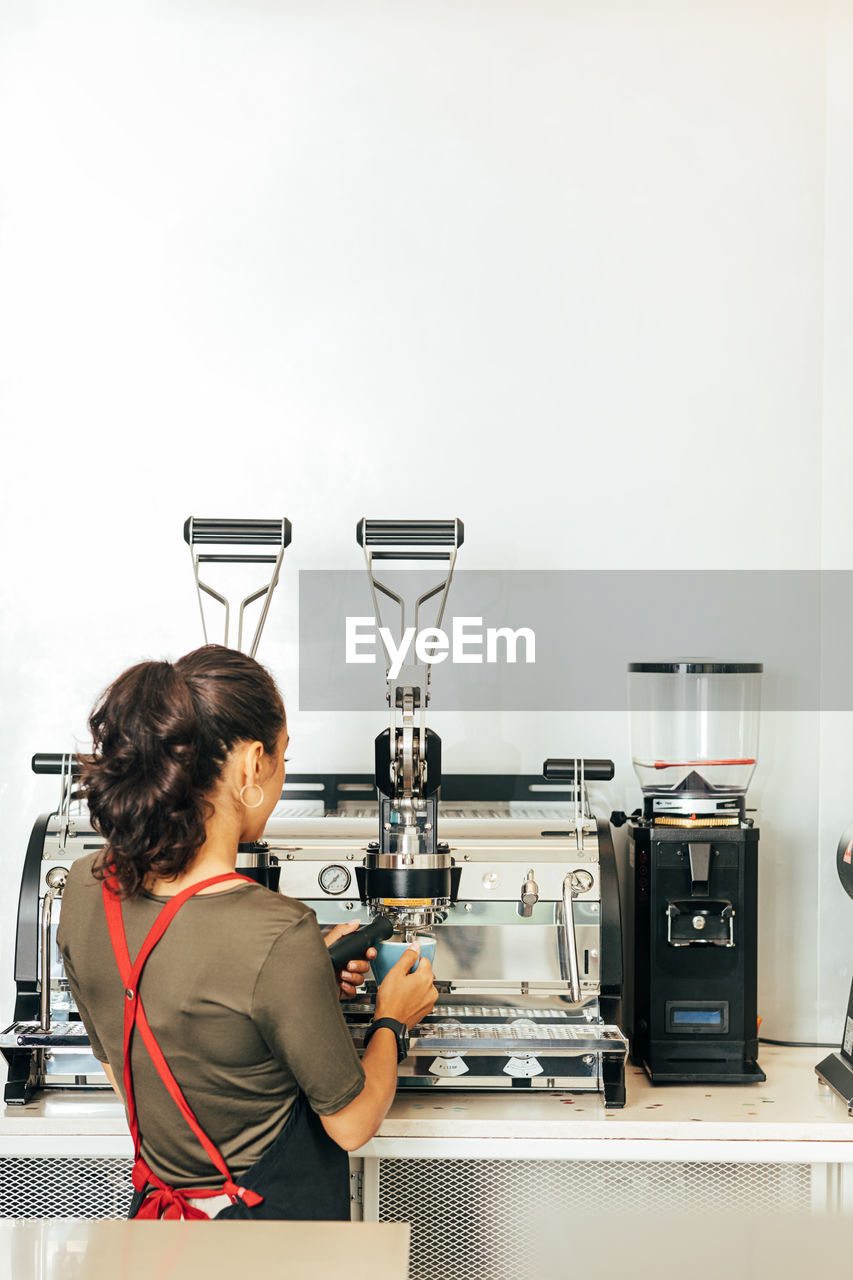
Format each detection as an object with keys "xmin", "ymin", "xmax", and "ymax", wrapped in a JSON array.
[{"xmin": 240, "ymin": 783, "xmax": 264, "ymax": 809}]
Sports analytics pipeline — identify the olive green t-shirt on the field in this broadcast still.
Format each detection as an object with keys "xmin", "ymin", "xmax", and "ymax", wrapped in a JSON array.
[{"xmin": 56, "ymin": 852, "xmax": 365, "ymax": 1188}]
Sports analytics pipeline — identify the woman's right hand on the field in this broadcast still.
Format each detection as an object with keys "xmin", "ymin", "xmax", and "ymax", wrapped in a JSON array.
[
  {"xmin": 374, "ymin": 947, "xmax": 438, "ymax": 1030},
  {"xmin": 322, "ymin": 945, "xmax": 438, "ymax": 1153}
]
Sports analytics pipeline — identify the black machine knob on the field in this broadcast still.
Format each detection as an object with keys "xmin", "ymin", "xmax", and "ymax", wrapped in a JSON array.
[{"xmin": 32, "ymin": 754, "xmax": 81, "ymax": 777}]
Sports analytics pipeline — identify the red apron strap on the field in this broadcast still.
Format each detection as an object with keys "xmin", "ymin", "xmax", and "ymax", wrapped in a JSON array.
[
  {"xmin": 102, "ymin": 872, "xmax": 262, "ymax": 1210},
  {"xmin": 102, "ymin": 882, "xmax": 143, "ymax": 1155}
]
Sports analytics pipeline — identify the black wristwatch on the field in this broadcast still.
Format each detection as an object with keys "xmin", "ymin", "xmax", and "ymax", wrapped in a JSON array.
[{"xmin": 363, "ymin": 1018, "xmax": 409, "ymax": 1064}]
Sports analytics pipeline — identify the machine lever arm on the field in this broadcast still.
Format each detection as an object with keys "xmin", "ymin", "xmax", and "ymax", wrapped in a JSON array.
[
  {"xmin": 561, "ymin": 874, "xmax": 583, "ymax": 1004},
  {"xmin": 184, "ymin": 515, "xmax": 292, "ymax": 655}
]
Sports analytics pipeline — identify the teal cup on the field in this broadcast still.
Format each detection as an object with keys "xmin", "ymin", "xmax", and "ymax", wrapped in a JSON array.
[{"xmin": 371, "ymin": 936, "xmax": 436, "ymax": 986}]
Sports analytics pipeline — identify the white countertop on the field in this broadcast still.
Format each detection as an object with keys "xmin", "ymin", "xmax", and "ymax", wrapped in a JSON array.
[
  {"xmin": 3, "ymin": 1047, "xmax": 851, "ymax": 1161},
  {"xmin": 5, "ymin": 1214, "xmax": 853, "ymax": 1280},
  {"xmin": 0, "ymin": 1220, "xmax": 410, "ymax": 1280},
  {"xmin": 372, "ymin": 1047, "xmax": 853, "ymax": 1142}
]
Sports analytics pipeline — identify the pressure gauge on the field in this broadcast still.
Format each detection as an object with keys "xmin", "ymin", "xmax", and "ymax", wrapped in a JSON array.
[{"xmin": 319, "ymin": 863, "xmax": 351, "ymax": 895}]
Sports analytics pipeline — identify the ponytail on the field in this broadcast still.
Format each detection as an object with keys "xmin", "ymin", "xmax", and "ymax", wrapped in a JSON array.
[{"xmin": 82, "ymin": 646, "xmax": 285, "ymax": 898}]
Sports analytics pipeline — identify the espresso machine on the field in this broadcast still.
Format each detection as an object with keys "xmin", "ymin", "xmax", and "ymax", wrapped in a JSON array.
[
  {"xmin": 2, "ymin": 515, "xmax": 628, "ymax": 1107},
  {"xmin": 623, "ymin": 660, "xmax": 765, "ymax": 1084}
]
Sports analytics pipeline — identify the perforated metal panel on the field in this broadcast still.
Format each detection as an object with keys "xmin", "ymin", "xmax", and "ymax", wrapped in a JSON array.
[
  {"xmin": 377, "ymin": 1159, "xmax": 815, "ymax": 1280},
  {"xmin": 0, "ymin": 1158, "xmax": 133, "ymax": 1219}
]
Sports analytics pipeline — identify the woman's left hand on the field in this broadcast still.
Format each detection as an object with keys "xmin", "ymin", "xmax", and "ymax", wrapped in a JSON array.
[{"xmin": 323, "ymin": 920, "xmax": 377, "ymax": 1001}]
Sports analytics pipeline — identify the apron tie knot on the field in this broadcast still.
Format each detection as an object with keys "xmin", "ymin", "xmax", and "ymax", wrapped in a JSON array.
[
  {"xmin": 134, "ymin": 1172, "xmax": 212, "ymax": 1221},
  {"xmin": 224, "ymin": 1180, "xmax": 264, "ymax": 1208},
  {"xmin": 131, "ymin": 1158, "xmax": 265, "ymax": 1219}
]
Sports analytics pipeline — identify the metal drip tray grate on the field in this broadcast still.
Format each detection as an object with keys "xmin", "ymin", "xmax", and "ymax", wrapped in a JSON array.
[
  {"xmin": 410, "ymin": 1023, "xmax": 626, "ymax": 1055},
  {"xmin": 1, "ymin": 1021, "xmax": 91, "ymax": 1048},
  {"xmin": 430, "ymin": 1006, "xmax": 573, "ymax": 1020}
]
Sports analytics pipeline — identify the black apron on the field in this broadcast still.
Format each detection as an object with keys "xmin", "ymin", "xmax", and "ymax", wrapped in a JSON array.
[{"xmin": 128, "ymin": 1093, "xmax": 350, "ymax": 1221}]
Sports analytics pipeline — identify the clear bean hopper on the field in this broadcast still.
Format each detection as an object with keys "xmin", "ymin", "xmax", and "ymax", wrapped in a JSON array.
[{"xmin": 628, "ymin": 661, "xmax": 762, "ymax": 823}]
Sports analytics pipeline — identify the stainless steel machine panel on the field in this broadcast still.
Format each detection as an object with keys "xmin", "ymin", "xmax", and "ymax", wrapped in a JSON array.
[{"xmin": 4, "ymin": 766, "xmax": 626, "ymax": 1107}]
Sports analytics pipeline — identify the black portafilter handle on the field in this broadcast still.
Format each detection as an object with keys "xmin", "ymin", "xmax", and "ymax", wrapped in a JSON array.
[{"xmin": 327, "ymin": 916, "xmax": 394, "ymax": 969}]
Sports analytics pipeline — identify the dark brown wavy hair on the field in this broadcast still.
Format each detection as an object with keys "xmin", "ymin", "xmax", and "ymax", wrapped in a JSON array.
[{"xmin": 82, "ymin": 645, "xmax": 286, "ymax": 898}]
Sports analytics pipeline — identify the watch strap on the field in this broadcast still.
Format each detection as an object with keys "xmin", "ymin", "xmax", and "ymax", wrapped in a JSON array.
[{"xmin": 363, "ymin": 1017, "xmax": 409, "ymax": 1063}]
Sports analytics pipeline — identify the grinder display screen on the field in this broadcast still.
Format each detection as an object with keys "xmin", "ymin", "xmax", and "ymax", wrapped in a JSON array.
[
  {"xmin": 665, "ymin": 1001, "xmax": 729, "ymax": 1033},
  {"xmin": 673, "ymin": 1009, "xmax": 720, "ymax": 1025}
]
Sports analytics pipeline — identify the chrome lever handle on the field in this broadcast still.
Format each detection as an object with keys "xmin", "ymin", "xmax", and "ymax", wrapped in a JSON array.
[
  {"xmin": 561, "ymin": 873, "xmax": 582, "ymax": 1004},
  {"xmin": 39, "ymin": 868, "xmax": 68, "ymax": 1033}
]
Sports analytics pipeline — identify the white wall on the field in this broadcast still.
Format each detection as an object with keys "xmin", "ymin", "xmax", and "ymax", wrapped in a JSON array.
[
  {"xmin": 0, "ymin": 0, "xmax": 842, "ymax": 1051},
  {"xmin": 817, "ymin": 0, "xmax": 853, "ymax": 1042}
]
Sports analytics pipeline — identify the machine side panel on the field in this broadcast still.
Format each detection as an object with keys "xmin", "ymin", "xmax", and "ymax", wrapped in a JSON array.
[
  {"xmin": 597, "ymin": 819, "xmax": 624, "ymax": 1034},
  {"xmin": 629, "ymin": 823, "xmax": 652, "ymax": 1062},
  {"xmin": 742, "ymin": 827, "xmax": 761, "ymax": 1065},
  {"xmin": 15, "ymin": 815, "xmax": 50, "ymax": 995},
  {"xmin": 597, "ymin": 819, "xmax": 623, "ymax": 994}
]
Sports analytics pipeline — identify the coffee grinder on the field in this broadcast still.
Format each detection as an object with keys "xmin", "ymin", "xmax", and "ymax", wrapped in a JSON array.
[{"xmin": 624, "ymin": 661, "xmax": 765, "ymax": 1084}]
